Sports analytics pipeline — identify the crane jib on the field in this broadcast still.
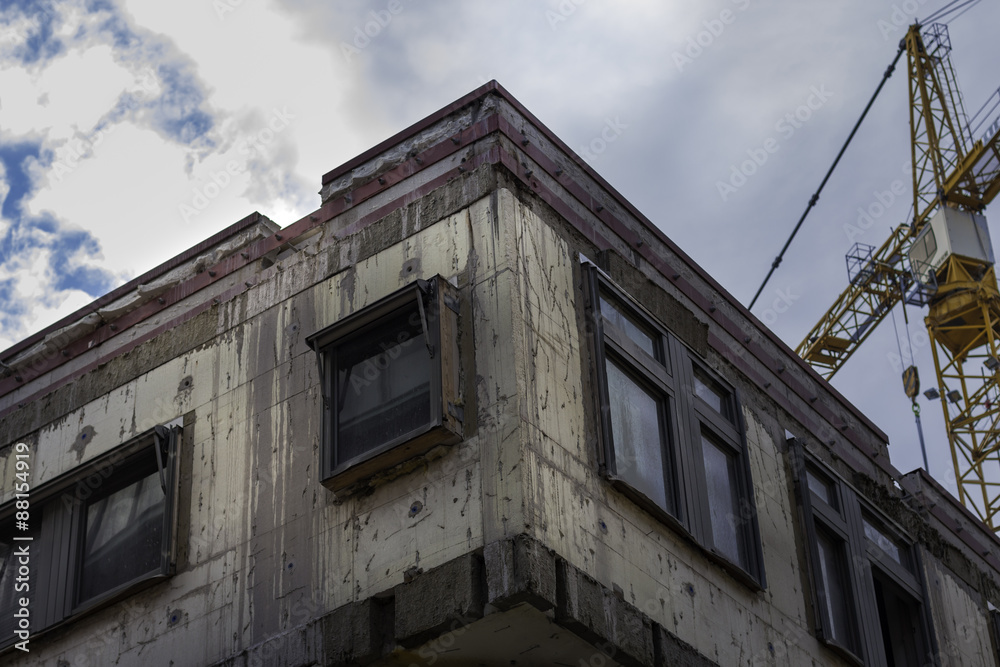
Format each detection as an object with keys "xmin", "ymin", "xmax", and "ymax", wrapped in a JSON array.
[{"xmin": 795, "ymin": 21, "xmax": 1000, "ymax": 531}]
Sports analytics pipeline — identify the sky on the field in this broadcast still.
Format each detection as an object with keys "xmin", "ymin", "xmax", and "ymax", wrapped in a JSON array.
[{"xmin": 1, "ymin": 0, "xmax": 998, "ymax": 500}]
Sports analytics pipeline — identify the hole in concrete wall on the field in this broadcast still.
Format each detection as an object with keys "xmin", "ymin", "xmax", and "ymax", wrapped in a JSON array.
[
  {"xmin": 399, "ymin": 257, "xmax": 421, "ymax": 282},
  {"xmin": 73, "ymin": 425, "xmax": 96, "ymax": 461}
]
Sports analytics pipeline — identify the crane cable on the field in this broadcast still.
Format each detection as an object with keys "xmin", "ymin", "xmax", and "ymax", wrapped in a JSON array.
[
  {"xmin": 922, "ymin": 0, "xmax": 981, "ymax": 25},
  {"xmin": 944, "ymin": 1, "xmax": 982, "ymax": 24},
  {"xmin": 748, "ymin": 45, "xmax": 906, "ymax": 311},
  {"xmin": 890, "ymin": 305, "xmax": 909, "ymax": 370},
  {"xmin": 892, "ymin": 279, "xmax": 931, "ymax": 470}
]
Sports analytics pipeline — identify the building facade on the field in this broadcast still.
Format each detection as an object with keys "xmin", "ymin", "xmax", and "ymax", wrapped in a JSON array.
[{"xmin": 2, "ymin": 81, "xmax": 1000, "ymax": 666}]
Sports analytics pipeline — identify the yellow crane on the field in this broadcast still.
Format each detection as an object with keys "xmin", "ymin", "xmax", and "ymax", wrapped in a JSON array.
[{"xmin": 796, "ymin": 22, "xmax": 1000, "ymax": 528}]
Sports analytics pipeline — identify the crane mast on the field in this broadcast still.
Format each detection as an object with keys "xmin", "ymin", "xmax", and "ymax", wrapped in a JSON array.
[{"xmin": 797, "ymin": 23, "xmax": 1000, "ymax": 529}]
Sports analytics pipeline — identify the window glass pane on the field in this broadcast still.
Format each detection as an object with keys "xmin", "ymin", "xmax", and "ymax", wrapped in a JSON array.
[
  {"xmin": 599, "ymin": 294, "xmax": 657, "ymax": 359},
  {"xmin": 806, "ymin": 467, "xmax": 836, "ymax": 508},
  {"xmin": 815, "ymin": 525, "xmax": 854, "ymax": 650},
  {"xmin": 336, "ymin": 304, "xmax": 432, "ymax": 464},
  {"xmin": 873, "ymin": 570, "xmax": 923, "ymax": 665},
  {"xmin": 606, "ymin": 357, "xmax": 669, "ymax": 511},
  {"xmin": 863, "ymin": 516, "xmax": 907, "ymax": 568},
  {"xmin": 910, "ymin": 235, "xmax": 928, "ymax": 266},
  {"xmin": 701, "ymin": 434, "xmax": 747, "ymax": 566},
  {"xmin": 693, "ymin": 369, "xmax": 732, "ymax": 420},
  {"xmin": 79, "ymin": 471, "xmax": 165, "ymax": 604},
  {"xmin": 924, "ymin": 228, "xmax": 936, "ymax": 258}
]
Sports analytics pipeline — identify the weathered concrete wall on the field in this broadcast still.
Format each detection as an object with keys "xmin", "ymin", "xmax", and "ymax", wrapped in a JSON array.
[
  {"xmin": 925, "ymin": 556, "xmax": 997, "ymax": 664},
  {"xmin": 504, "ymin": 191, "xmax": 1000, "ymax": 666},
  {"xmin": 0, "ymin": 190, "xmax": 523, "ymax": 665},
  {"xmin": 501, "ymin": 194, "xmax": 826, "ymax": 664}
]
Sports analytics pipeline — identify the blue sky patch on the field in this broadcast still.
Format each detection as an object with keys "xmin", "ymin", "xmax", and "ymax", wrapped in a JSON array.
[
  {"xmin": 1, "ymin": 0, "xmax": 65, "ymax": 65},
  {"xmin": 0, "ymin": 142, "xmax": 41, "ymax": 221},
  {"xmin": 0, "ymin": 277, "xmax": 27, "ymax": 334},
  {"xmin": 0, "ymin": 140, "xmax": 116, "ymax": 303},
  {"xmin": 151, "ymin": 63, "xmax": 216, "ymax": 145}
]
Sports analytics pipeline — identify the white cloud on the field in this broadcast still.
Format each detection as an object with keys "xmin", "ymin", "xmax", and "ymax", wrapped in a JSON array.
[
  {"xmin": 29, "ymin": 122, "xmax": 203, "ymax": 279},
  {"xmin": 0, "ymin": 45, "xmax": 137, "ymax": 145},
  {"xmin": 120, "ymin": 0, "xmax": 369, "ymax": 191}
]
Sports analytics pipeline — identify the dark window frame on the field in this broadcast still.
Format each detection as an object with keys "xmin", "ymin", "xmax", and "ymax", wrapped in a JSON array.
[
  {"xmin": 591, "ymin": 278, "xmax": 685, "ymax": 525},
  {"xmin": 585, "ymin": 262, "xmax": 765, "ymax": 588},
  {"xmin": 0, "ymin": 422, "xmax": 181, "ymax": 652},
  {"xmin": 793, "ymin": 454, "xmax": 865, "ymax": 661},
  {"xmin": 989, "ymin": 607, "xmax": 1000, "ymax": 664},
  {"xmin": 683, "ymin": 356, "xmax": 761, "ymax": 576},
  {"xmin": 307, "ymin": 275, "xmax": 463, "ymax": 494},
  {"xmin": 790, "ymin": 439, "xmax": 935, "ymax": 666},
  {"xmin": 72, "ymin": 444, "xmax": 175, "ymax": 613}
]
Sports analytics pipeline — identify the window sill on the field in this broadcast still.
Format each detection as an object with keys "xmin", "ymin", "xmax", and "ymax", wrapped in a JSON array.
[
  {"xmin": 605, "ymin": 476, "xmax": 765, "ymax": 593},
  {"xmin": 702, "ymin": 546, "xmax": 766, "ymax": 592},
  {"xmin": 323, "ymin": 421, "xmax": 463, "ymax": 496}
]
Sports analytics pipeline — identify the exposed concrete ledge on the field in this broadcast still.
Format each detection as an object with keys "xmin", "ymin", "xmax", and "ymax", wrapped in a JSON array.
[
  {"xmin": 209, "ymin": 534, "xmax": 715, "ymax": 667},
  {"xmin": 555, "ymin": 560, "xmax": 655, "ymax": 666},
  {"xmin": 484, "ymin": 533, "xmax": 557, "ymax": 611},
  {"xmin": 394, "ymin": 553, "xmax": 485, "ymax": 648}
]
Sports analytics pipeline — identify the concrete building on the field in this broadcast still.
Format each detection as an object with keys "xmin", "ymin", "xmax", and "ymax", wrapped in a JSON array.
[{"xmin": 2, "ymin": 81, "xmax": 1000, "ymax": 666}]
